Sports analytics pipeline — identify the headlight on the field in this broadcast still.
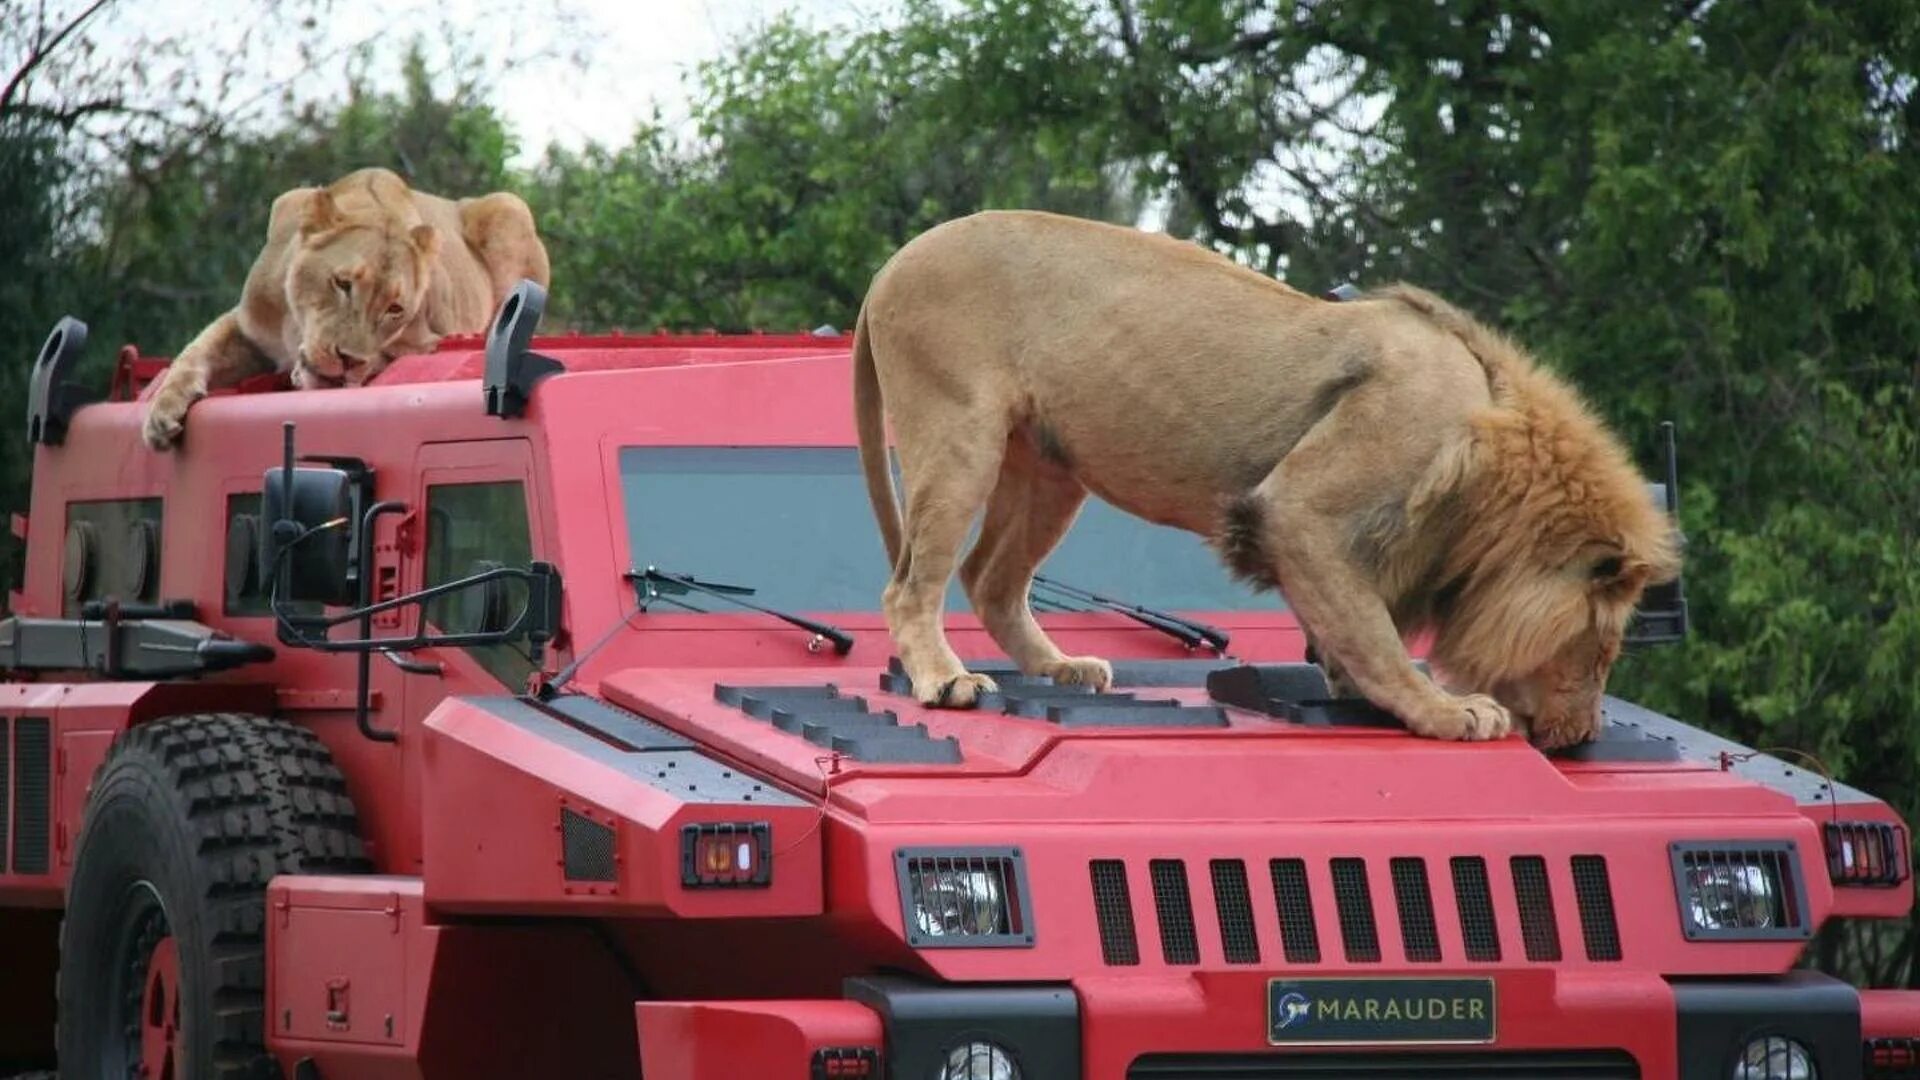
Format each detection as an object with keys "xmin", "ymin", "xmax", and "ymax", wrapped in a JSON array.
[
  {"xmin": 1686, "ymin": 862, "xmax": 1777, "ymax": 930},
  {"xmin": 938, "ymin": 1041, "xmax": 1021, "ymax": 1080},
  {"xmin": 1733, "ymin": 1035, "xmax": 1816, "ymax": 1080},
  {"xmin": 897, "ymin": 848, "xmax": 1034, "ymax": 948},
  {"xmin": 1671, "ymin": 842, "xmax": 1809, "ymax": 940}
]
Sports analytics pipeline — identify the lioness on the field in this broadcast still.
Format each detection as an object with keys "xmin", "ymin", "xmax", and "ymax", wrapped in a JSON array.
[
  {"xmin": 854, "ymin": 211, "xmax": 1678, "ymax": 748},
  {"xmin": 142, "ymin": 167, "xmax": 550, "ymax": 449}
]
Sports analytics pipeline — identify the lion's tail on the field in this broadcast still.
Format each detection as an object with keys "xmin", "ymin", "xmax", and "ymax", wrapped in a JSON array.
[
  {"xmin": 1370, "ymin": 283, "xmax": 1523, "ymax": 398},
  {"xmin": 853, "ymin": 305, "xmax": 904, "ymax": 566}
]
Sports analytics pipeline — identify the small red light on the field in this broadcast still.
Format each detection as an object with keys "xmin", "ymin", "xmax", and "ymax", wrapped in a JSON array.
[
  {"xmin": 679, "ymin": 822, "xmax": 772, "ymax": 888},
  {"xmin": 812, "ymin": 1047, "xmax": 878, "ymax": 1078}
]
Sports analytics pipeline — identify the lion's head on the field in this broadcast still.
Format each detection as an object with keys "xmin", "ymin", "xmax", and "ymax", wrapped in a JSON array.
[
  {"xmin": 1424, "ymin": 373, "xmax": 1681, "ymax": 749},
  {"xmin": 282, "ymin": 178, "xmax": 441, "ymax": 388}
]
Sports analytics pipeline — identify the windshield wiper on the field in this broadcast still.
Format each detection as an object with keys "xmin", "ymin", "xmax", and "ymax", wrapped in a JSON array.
[
  {"xmin": 629, "ymin": 567, "xmax": 855, "ymax": 656},
  {"xmin": 1031, "ymin": 575, "xmax": 1231, "ymax": 655}
]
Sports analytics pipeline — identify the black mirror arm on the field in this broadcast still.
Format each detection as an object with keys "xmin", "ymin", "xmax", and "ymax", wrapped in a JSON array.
[{"xmin": 350, "ymin": 499, "xmax": 411, "ymax": 744}]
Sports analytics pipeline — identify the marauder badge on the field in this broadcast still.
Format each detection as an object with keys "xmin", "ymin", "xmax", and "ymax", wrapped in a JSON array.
[{"xmin": 1268, "ymin": 978, "xmax": 1497, "ymax": 1045}]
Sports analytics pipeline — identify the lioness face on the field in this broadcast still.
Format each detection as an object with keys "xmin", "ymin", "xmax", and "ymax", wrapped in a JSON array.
[
  {"xmin": 286, "ymin": 222, "xmax": 439, "ymax": 388},
  {"xmin": 1445, "ymin": 550, "xmax": 1660, "ymax": 748}
]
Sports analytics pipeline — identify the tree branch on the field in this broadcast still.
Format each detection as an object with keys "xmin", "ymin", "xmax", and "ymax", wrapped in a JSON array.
[{"xmin": 0, "ymin": 0, "xmax": 116, "ymax": 118}]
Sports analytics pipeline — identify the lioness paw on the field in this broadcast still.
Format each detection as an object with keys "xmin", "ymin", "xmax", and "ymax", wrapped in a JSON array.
[
  {"xmin": 1044, "ymin": 656, "xmax": 1113, "ymax": 691},
  {"xmin": 1408, "ymin": 692, "xmax": 1512, "ymax": 741},
  {"xmin": 141, "ymin": 394, "xmax": 195, "ymax": 451},
  {"xmin": 918, "ymin": 671, "xmax": 998, "ymax": 709}
]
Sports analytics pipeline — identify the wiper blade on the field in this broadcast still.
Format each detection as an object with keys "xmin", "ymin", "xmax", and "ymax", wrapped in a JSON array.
[
  {"xmin": 630, "ymin": 567, "xmax": 855, "ymax": 656},
  {"xmin": 1031, "ymin": 575, "xmax": 1231, "ymax": 654}
]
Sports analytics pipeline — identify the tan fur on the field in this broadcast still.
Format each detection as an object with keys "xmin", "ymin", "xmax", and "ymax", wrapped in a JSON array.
[
  {"xmin": 142, "ymin": 167, "xmax": 550, "ymax": 449},
  {"xmin": 854, "ymin": 210, "xmax": 1678, "ymax": 747}
]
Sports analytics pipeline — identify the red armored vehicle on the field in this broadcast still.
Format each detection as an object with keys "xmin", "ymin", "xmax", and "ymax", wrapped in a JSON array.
[{"xmin": 1, "ymin": 282, "xmax": 1916, "ymax": 1079}]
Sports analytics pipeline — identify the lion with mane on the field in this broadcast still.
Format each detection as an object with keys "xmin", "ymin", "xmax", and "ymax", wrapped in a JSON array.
[
  {"xmin": 142, "ymin": 167, "xmax": 550, "ymax": 449},
  {"xmin": 854, "ymin": 210, "xmax": 1679, "ymax": 748}
]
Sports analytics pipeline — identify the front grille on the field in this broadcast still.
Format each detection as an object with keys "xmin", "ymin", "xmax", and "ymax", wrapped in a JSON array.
[
  {"xmin": 1091, "ymin": 859, "xmax": 1140, "ymax": 965},
  {"xmin": 12, "ymin": 718, "xmax": 50, "ymax": 875},
  {"xmin": 1390, "ymin": 857, "xmax": 1441, "ymax": 962},
  {"xmin": 1269, "ymin": 858, "xmax": 1320, "ymax": 963},
  {"xmin": 1128, "ymin": 1049, "xmax": 1642, "ymax": 1078},
  {"xmin": 1151, "ymin": 859, "xmax": 1200, "ymax": 965},
  {"xmin": 1210, "ymin": 859, "xmax": 1260, "ymax": 964},
  {"xmin": 1330, "ymin": 858, "xmax": 1381, "ymax": 962},
  {"xmin": 1083, "ymin": 850, "xmax": 1617, "ymax": 968},
  {"xmin": 1866, "ymin": 1037, "xmax": 1920, "ymax": 1080},
  {"xmin": 1572, "ymin": 855, "xmax": 1622, "ymax": 961},
  {"xmin": 1512, "ymin": 855, "xmax": 1563, "ymax": 961},
  {"xmin": 1451, "ymin": 856, "xmax": 1501, "ymax": 962}
]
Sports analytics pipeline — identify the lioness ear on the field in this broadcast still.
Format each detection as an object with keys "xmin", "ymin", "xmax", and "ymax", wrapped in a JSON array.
[
  {"xmin": 300, "ymin": 190, "xmax": 341, "ymax": 237},
  {"xmin": 409, "ymin": 224, "xmax": 439, "ymax": 259}
]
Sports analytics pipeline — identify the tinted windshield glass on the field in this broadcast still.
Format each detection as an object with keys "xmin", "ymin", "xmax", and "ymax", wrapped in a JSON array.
[{"xmin": 620, "ymin": 447, "xmax": 1270, "ymax": 613}]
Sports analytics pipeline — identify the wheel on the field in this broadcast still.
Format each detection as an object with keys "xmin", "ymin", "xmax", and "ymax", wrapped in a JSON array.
[{"xmin": 57, "ymin": 714, "xmax": 367, "ymax": 1080}]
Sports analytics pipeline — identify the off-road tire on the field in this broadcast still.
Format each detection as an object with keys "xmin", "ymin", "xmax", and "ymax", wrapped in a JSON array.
[{"xmin": 57, "ymin": 714, "xmax": 368, "ymax": 1079}]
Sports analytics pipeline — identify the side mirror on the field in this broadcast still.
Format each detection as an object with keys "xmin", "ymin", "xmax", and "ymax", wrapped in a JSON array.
[
  {"xmin": 1626, "ymin": 421, "xmax": 1688, "ymax": 647},
  {"xmin": 260, "ymin": 464, "xmax": 358, "ymax": 607}
]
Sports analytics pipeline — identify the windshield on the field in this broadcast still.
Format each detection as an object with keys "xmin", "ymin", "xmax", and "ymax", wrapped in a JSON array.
[{"xmin": 619, "ymin": 447, "xmax": 1271, "ymax": 613}]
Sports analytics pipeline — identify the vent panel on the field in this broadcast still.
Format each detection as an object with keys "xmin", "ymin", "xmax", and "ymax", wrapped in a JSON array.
[
  {"xmin": 1210, "ymin": 859, "xmax": 1260, "ymax": 964},
  {"xmin": 1330, "ymin": 858, "xmax": 1381, "ymax": 963},
  {"xmin": 1090, "ymin": 859, "xmax": 1140, "ymax": 966},
  {"xmin": 1451, "ymin": 856, "xmax": 1501, "ymax": 962},
  {"xmin": 1150, "ymin": 859, "xmax": 1200, "ymax": 965},
  {"xmin": 1512, "ymin": 855, "xmax": 1562, "ymax": 962},
  {"xmin": 561, "ymin": 808, "xmax": 616, "ymax": 882},
  {"xmin": 1390, "ymin": 857, "xmax": 1441, "ymax": 962},
  {"xmin": 1571, "ymin": 855, "xmax": 1622, "ymax": 961},
  {"xmin": 1269, "ymin": 858, "xmax": 1320, "ymax": 963},
  {"xmin": 11, "ymin": 718, "xmax": 49, "ymax": 875}
]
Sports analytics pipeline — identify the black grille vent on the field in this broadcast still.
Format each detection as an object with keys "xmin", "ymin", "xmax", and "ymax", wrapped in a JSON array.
[
  {"xmin": 1210, "ymin": 859, "xmax": 1260, "ymax": 964},
  {"xmin": 1512, "ymin": 855, "xmax": 1562, "ymax": 961},
  {"xmin": 1451, "ymin": 856, "xmax": 1501, "ymax": 962},
  {"xmin": 561, "ymin": 808, "xmax": 616, "ymax": 882},
  {"xmin": 1390, "ymin": 857, "xmax": 1441, "ymax": 962},
  {"xmin": 1150, "ymin": 859, "xmax": 1200, "ymax": 965},
  {"xmin": 0, "ymin": 716, "xmax": 9, "ymax": 870},
  {"xmin": 1571, "ymin": 855, "xmax": 1622, "ymax": 961},
  {"xmin": 12, "ymin": 718, "xmax": 49, "ymax": 875},
  {"xmin": 1269, "ymin": 858, "xmax": 1320, "ymax": 963},
  {"xmin": 1091, "ymin": 859, "xmax": 1140, "ymax": 966},
  {"xmin": 1128, "ymin": 1049, "xmax": 1642, "ymax": 1078},
  {"xmin": 1330, "ymin": 858, "xmax": 1381, "ymax": 962}
]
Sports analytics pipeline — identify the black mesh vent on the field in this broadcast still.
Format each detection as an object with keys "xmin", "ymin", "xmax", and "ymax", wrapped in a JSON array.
[
  {"xmin": 1269, "ymin": 858, "xmax": 1320, "ymax": 963},
  {"xmin": 12, "ymin": 718, "xmax": 49, "ymax": 875},
  {"xmin": 1330, "ymin": 857, "xmax": 1381, "ymax": 962},
  {"xmin": 561, "ymin": 808, "xmax": 617, "ymax": 882},
  {"xmin": 0, "ymin": 716, "xmax": 9, "ymax": 870},
  {"xmin": 1210, "ymin": 859, "xmax": 1260, "ymax": 964},
  {"xmin": 1150, "ymin": 859, "xmax": 1200, "ymax": 965},
  {"xmin": 1571, "ymin": 855, "xmax": 1622, "ymax": 961},
  {"xmin": 1511, "ymin": 855, "xmax": 1562, "ymax": 962},
  {"xmin": 1451, "ymin": 856, "xmax": 1501, "ymax": 962},
  {"xmin": 1091, "ymin": 859, "xmax": 1140, "ymax": 966},
  {"xmin": 1390, "ymin": 857, "xmax": 1441, "ymax": 962}
]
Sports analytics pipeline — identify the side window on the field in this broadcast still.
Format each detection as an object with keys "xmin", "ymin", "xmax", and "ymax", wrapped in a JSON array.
[
  {"xmin": 64, "ymin": 498, "xmax": 163, "ymax": 615},
  {"xmin": 424, "ymin": 481, "xmax": 534, "ymax": 688}
]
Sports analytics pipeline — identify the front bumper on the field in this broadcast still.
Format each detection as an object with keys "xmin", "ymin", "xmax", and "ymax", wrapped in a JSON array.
[{"xmin": 635, "ymin": 971, "xmax": 1920, "ymax": 1080}]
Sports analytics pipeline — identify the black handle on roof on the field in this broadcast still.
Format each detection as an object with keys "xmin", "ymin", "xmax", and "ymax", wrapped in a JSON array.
[{"xmin": 483, "ymin": 278, "xmax": 563, "ymax": 419}]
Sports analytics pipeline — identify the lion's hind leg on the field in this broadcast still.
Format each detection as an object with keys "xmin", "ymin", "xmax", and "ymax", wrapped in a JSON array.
[
  {"xmin": 886, "ymin": 418, "xmax": 1013, "ymax": 709},
  {"xmin": 959, "ymin": 434, "xmax": 1112, "ymax": 691}
]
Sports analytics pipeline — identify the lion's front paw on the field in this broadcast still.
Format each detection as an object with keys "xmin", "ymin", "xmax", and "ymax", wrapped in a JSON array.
[
  {"xmin": 141, "ymin": 389, "xmax": 199, "ymax": 451},
  {"xmin": 1407, "ymin": 692, "xmax": 1512, "ymax": 741},
  {"xmin": 917, "ymin": 671, "xmax": 999, "ymax": 709},
  {"xmin": 1043, "ymin": 656, "xmax": 1113, "ymax": 691}
]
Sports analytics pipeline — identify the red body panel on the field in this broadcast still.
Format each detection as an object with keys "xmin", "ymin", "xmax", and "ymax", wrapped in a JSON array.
[{"xmin": 3, "ymin": 331, "xmax": 1913, "ymax": 1078}]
